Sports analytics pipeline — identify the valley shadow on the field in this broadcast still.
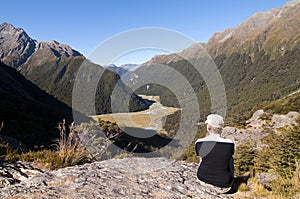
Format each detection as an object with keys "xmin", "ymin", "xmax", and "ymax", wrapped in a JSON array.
[
  {"xmin": 129, "ymin": 96, "xmax": 155, "ymax": 112},
  {"xmin": 143, "ymin": 99, "xmax": 155, "ymax": 107},
  {"xmin": 112, "ymin": 127, "xmax": 179, "ymax": 155},
  {"xmin": 122, "ymin": 127, "xmax": 157, "ymax": 138}
]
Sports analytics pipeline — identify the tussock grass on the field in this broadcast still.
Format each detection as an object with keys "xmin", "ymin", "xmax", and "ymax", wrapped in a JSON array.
[
  {"xmin": 249, "ymin": 178, "xmax": 270, "ymax": 197},
  {"xmin": 3, "ymin": 120, "xmax": 93, "ymax": 170},
  {"xmin": 54, "ymin": 120, "xmax": 92, "ymax": 168},
  {"xmin": 269, "ymin": 160, "xmax": 300, "ymax": 198},
  {"xmin": 238, "ymin": 183, "xmax": 248, "ymax": 192}
]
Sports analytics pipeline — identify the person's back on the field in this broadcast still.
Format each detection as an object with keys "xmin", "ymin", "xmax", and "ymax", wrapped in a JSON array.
[
  {"xmin": 195, "ymin": 114, "xmax": 234, "ymax": 191},
  {"xmin": 195, "ymin": 135, "xmax": 234, "ymax": 188}
]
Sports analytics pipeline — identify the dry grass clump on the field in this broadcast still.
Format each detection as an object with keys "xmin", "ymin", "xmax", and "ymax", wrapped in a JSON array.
[
  {"xmin": 3, "ymin": 120, "xmax": 93, "ymax": 170},
  {"xmin": 249, "ymin": 178, "xmax": 270, "ymax": 197},
  {"xmin": 237, "ymin": 183, "xmax": 248, "ymax": 192},
  {"xmin": 268, "ymin": 160, "xmax": 300, "ymax": 198},
  {"xmin": 54, "ymin": 120, "xmax": 93, "ymax": 168}
]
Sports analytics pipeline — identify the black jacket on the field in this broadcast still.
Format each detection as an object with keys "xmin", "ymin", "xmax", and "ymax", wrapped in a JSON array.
[{"xmin": 195, "ymin": 134, "xmax": 234, "ymax": 188}]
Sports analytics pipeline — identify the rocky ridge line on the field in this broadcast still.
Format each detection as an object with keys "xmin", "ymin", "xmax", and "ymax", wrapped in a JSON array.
[{"xmin": 0, "ymin": 22, "xmax": 82, "ymax": 69}]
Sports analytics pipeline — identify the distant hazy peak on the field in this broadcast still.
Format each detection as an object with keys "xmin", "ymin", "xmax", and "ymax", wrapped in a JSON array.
[
  {"xmin": 104, "ymin": 64, "xmax": 117, "ymax": 68},
  {"xmin": 120, "ymin": 64, "xmax": 140, "ymax": 71},
  {"xmin": 104, "ymin": 63, "xmax": 140, "ymax": 71}
]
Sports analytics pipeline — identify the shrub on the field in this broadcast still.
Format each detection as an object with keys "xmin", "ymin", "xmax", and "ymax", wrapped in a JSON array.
[
  {"xmin": 254, "ymin": 121, "xmax": 300, "ymax": 176},
  {"xmin": 234, "ymin": 141, "xmax": 257, "ymax": 176}
]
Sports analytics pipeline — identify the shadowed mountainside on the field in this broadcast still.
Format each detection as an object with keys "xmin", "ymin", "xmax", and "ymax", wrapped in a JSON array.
[{"xmin": 0, "ymin": 62, "xmax": 89, "ymax": 148}]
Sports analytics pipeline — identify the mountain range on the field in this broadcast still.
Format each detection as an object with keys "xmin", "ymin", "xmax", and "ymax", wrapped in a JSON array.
[
  {"xmin": 0, "ymin": 23, "xmax": 148, "ymax": 115},
  {"xmin": 0, "ymin": 0, "xmax": 299, "ymax": 148},
  {"xmin": 105, "ymin": 64, "xmax": 140, "ymax": 77},
  {"xmin": 0, "ymin": 2, "xmax": 299, "ymax": 197},
  {"xmin": 0, "ymin": 23, "xmax": 148, "ymax": 149},
  {"xmin": 132, "ymin": 0, "xmax": 300, "ymax": 118}
]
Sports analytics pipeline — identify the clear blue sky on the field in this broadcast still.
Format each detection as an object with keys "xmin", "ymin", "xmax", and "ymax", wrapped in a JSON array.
[{"xmin": 1, "ymin": 0, "xmax": 290, "ymax": 65}]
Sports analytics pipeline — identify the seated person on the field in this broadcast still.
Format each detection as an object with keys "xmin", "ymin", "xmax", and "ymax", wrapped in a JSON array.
[{"xmin": 195, "ymin": 114, "xmax": 234, "ymax": 192}]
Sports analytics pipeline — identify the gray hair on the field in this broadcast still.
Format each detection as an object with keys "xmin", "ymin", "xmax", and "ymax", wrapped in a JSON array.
[{"xmin": 207, "ymin": 125, "xmax": 223, "ymax": 135}]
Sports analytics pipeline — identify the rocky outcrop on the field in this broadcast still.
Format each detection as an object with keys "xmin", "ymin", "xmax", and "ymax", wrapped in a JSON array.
[
  {"xmin": 0, "ymin": 161, "xmax": 43, "ymax": 188},
  {"xmin": 0, "ymin": 23, "xmax": 36, "ymax": 68},
  {"xmin": 271, "ymin": 111, "xmax": 299, "ymax": 130},
  {"xmin": 222, "ymin": 110, "xmax": 299, "ymax": 147},
  {"xmin": 0, "ymin": 158, "xmax": 233, "ymax": 198},
  {"xmin": 255, "ymin": 172, "xmax": 278, "ymax": 189}
]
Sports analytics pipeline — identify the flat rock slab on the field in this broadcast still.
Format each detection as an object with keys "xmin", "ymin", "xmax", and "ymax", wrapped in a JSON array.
[{"xmin": 0, "ymin": 157, "xmax": 233, "ymax": 199}]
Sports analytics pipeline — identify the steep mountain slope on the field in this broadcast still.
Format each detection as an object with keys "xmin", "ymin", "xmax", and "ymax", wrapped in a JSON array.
[
  {"xmin": 206, "ymin": 0, "xmax": 300, "ymax": 114},
  {"xmin": 0, "ymin": 62, "xmax": 89, "ymax": 148},
  {"xmin": 206, "ymin": 0, "xmax": 300, "ymax": 59},
  {"xmin": 0, "ymin": 23, "xmax": 148, "ymax": 114},
  {"xmin": 0, "ymin": 23, "xmax": 36, "ymax": 67},
  {"xmin": 133, "ymin": 0, "xmax": 300, "ymax": 116}
]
